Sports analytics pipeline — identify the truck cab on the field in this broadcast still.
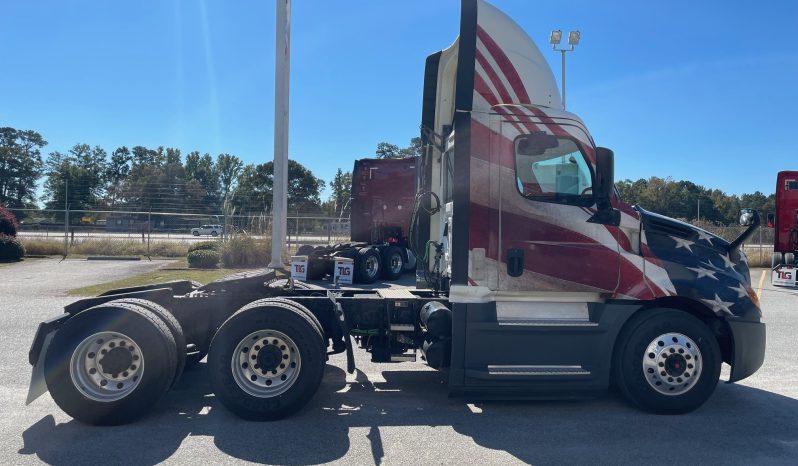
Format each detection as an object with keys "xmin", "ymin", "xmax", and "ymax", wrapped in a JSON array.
[
  {"xmin": 771, "ymin": 171, "xmax": 798, "ymax": 286},
  {"xmin": 415, "ymin": 0, "xmax": 765, "ymax": 409}
]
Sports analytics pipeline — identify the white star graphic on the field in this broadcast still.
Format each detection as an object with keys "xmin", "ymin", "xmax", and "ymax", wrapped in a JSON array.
[
  {"xmin": 731, "ymin": 283, "xmax": 749, "ymax": 298},
  {"xmin": 687, "ymin": 266, "xmax": 719, "ymax": 280},
  {"xmin": 701, "ymin": 293, "xmax": 734, "ymax": 316},
  {"xmin": 671, "ymin": 236, "xmax": 694, "ymax": 253},
  {"xmin": 696, "ymin": 229, "xmax": 714, "ymax": 244},
  {"xmin": 719, "ymin": 253, "xmax": 735, "ymax": 269},
  {"xmin": 739, "ymin": 251, "xmax": 749, "ymax": 265},
  {"xmin": 701, "ymin": 259, "xmax": 722, "ymax": 271}
]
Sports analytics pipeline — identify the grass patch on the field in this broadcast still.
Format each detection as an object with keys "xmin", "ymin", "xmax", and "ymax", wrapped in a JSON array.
[
  {"xmin": 21, "ymin": 238, "xmax": 189, "ymax": 258},
  {"xmin": 68, "ymin": 261, "xmax": 253, "ymax": 296}
]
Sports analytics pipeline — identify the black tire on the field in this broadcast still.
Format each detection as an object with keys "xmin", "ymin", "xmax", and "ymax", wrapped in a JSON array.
[
  {"xmin": 44, "ymin": 303, "xmax": 177, "ymax": 425},
  {"xmin": 381, "ymin": 246, "xmax": 405, "ymax": 280},
  {"xmin": 306, "ymin": 259, "xmax": 327, "ymax": 280},
  {"xmin": 773, "ymin": 252, "xmax": 783, "ymax": 268},
  {"xmin": 109, "ymin": 298, "xmax": 186, "ymax": 387},
  {"xmin": 211, "ymin": 231, "xmax": 218, "ymax": 237},
  {"xmin": 613, "ymin": 308, "xmax": 721, "ymax": 414},
  {"xmin": 296, "ymin": 244, "xmax": 315, "ymax": 256},
  {"xmin": 786, "ymin": 252, "xmax": 795, "ymax": 266},
  {"xmin": 192, "ymin": 231, "xmax": 199, "ymax": 236},
  {"xmin": 354, "ymin": 248, "xmax": 381, "ymax": 284},
  {"xmin": 208, "ymin": 300, "xmax": 326, "ymax": 421}
]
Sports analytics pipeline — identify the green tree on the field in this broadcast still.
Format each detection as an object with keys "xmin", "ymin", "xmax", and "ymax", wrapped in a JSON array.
[
  {"xmin": 105, "ymin": 146, "xmax": 131, "ymax": 208},
  {"xmin": 0, "ymin": 127, "xmax": 47, "ymax": 208},
  {"xmin": 329, "ymin": 168, "xmax": 352, "ymax": 218},
  {"xmin": 232, "ymin": 159, "xmax": 325, "ymax": 213},
  {"xmin": 42, "ymin": 144, "xmax": 108, "ymax": 217},
  {"xmin": 216, "ymin": 153, "xmax": 244, "ymax": 206},
  {"xmin": 185, "ymin": 151, "xmax": 220, "ymax": 209},
  {"xmin": 375, "ymin": 137, "xmax": 423, "ymax": 159}
]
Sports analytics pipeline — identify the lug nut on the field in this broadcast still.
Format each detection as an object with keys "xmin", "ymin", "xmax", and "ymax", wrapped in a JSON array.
[{"xmin": 87, "ymin": 352, "xmax": 95, "ymax": 359}]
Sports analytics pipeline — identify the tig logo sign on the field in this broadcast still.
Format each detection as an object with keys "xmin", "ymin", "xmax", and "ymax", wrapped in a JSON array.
[
  {"xmin": 290, "ymin": 256, "xmax": 308, "ymax": 281},
  {"xmin": 772, "ymin": 267, "xmax": 796, "ymax": 287},
  {"xmin": 334, "ymin": 258, "xmax": 354, "ymax": 285}
]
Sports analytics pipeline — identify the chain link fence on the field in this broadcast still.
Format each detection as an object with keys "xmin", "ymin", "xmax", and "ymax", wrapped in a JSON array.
[
  {"xmin": 11, "ymin": 208, "xmax": 351, "ymax": 257},
  {"xmin": 10, "ymin": 207, "xmax": 776, "ymax": 266}
]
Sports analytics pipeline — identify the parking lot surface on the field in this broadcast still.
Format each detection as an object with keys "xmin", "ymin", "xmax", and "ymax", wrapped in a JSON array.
[{"xmin": 2, "ymin": 260, "xmax": 797, "ymax": 465}]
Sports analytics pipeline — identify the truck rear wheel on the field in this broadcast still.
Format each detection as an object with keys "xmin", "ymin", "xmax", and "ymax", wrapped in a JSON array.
[
  {"xmin": 44, "ymin": 302, "xmax": 178, "ymax": 425},
  {"xmin": 354, "ymin": 247, "xmax": 381, "ymax": 284},
  {"xmin": 381, "ymin": 246, "xmax": 404, "ymax": 280},
  {"xmin": 109, "ymin": 298, "xmax": 187, "ymax": 387},
  {"xmin": 208, "ymin": 300, "xmax": 326, "ymax": 421},
  {"xmin": 773, "ymin": 252, "xmax": 783, "ymax": 268},
  {"xmin": 613, "ymin": 309, "xmax": 721, "ymax": 414}
]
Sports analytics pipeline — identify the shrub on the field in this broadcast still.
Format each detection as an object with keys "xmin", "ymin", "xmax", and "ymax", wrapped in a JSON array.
[
  {"xmin": 187, "ymin": 249, "xmax": 220, "ymax": 269},
  {"xmin": 0, "ymin": 234, "xmax": 25, "ymax": 261},
  {"xmin": 219, "ymin": 234, "xmax": 270, "ymax": 268},
  {"xmin": 0, "ymin": 204, "xmax": 19, "ymax": 237},
  {"xmin": 188, "ymin": 240, "xmax": 221, "ymax": 253}
]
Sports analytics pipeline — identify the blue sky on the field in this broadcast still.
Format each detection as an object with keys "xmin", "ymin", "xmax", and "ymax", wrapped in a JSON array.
[{"xmin": 2, "ymin": 0, "xmax": 796, "ymax": 198}]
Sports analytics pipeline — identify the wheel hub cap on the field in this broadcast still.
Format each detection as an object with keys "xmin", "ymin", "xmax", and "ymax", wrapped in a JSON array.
[
  {"xmin": 232, "ymin": 330, "xmax": 301, "ymax": 398},
  {"xmin": 642, "ymin": 332, "xmax": 702, "ymax": 396},
  {"xmin": 70, "ymin": 332, "xmax": 144, "ymax": 402}
]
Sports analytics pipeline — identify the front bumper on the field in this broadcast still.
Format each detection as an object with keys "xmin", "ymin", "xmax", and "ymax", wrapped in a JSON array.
[{"xmin": 727, "ymin": 319, "xmax": 766, "ymax": 383}]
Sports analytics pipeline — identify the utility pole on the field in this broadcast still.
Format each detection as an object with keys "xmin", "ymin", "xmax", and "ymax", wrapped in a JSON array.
[
  {"xmin": 63, "ymin": 178, "xmax": 69, "ymax": 257},
  {"xmin": 697, "ymin": 198, "xmax": 701, "ymax": 223},
  {"xmin": 269, "ymin": 0, "xmax": 291, "ymax": 269}
]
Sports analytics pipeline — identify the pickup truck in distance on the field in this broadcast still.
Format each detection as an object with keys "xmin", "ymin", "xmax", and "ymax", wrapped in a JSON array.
[
  {"xmin": 191, "ymin": 224, "xmax": 223, "ymax": 237},
  {"xmin": 26, "ymin": 0, "xmax": 765, "ymax": 426}
]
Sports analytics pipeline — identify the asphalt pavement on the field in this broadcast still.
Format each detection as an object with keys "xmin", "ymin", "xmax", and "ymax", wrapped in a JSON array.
[{"xmin": 1, "ymin": 260, "xmax": 797, "ymax": 465}]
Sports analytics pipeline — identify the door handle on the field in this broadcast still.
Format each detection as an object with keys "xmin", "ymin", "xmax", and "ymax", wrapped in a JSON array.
[{"xmin": 506, "ymin": 248, "xmax": 524, "ymax": 277}]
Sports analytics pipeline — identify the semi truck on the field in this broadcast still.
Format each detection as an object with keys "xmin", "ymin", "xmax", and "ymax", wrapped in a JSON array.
[
  {"xmin": 296, "ymin": 157, "xmax": 417, "ymax": 283},
  {"xmin": 771, "ymin": 171, "xmax": 798, "ymax": 286},
  {"xmin": 27, "ymin": 0, "xmax": 765, "ymax": 425}
]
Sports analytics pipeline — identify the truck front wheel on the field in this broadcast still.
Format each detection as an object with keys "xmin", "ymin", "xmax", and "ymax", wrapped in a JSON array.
[
  {"xmin": 613, "ymin": 309, "xmax": 721, "ymax": 414},
  {"xmin": 208, "ymin": 300, "xmax": 326, "ymax": 421},
  {"xmin": 44, "ymin": 302, "xmax": 178, "ymax": 425}
]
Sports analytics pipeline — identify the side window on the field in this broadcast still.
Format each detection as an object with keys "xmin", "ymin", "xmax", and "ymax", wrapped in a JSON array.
[{"xmin": 514, "ymin": 132, "xmax": 593, "ymax": 205}]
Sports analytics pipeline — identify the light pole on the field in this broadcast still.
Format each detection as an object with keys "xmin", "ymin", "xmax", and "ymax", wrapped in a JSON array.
[
  {"xmin": 549, "ymin": 30, "xmax": 580, "ymax": 110},
  {"xmin": 269, "ymin": 0, "xmax": 291, "ymax": 269}
]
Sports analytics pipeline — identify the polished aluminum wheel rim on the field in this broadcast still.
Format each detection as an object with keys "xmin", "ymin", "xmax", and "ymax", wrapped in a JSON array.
[
  {"xmin": 643, "ymin": 332, "xmax": 702, "ymax": 396},
  {"xmin": 232, "ymin": 330, "xmax": 301, "ymax": 398},
  {"xmin": 365, "ymin": 255, "xmax": 380, "ymax": 278},
  {"xmin": 388, "ymin": 252, "xmax": 403, "ymax": 274},
  {"xmin": 69, "ymin": 332, "xmax": 144, "ymax": 402}
]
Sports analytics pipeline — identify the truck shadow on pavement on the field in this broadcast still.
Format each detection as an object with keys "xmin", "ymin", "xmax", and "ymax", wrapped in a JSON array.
[{"xmin": 20, "ymin": 362, "xmax": 798, "ymax": 465}]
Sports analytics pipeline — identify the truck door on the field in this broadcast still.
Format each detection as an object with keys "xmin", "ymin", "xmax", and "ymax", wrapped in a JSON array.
[
  {"xmin": 494, "ymin": 120, "xmax": 620, "ymax": 294},
  {"xmin": 456, "ymin": 118, "xmax": 623, "ymax": 389}
]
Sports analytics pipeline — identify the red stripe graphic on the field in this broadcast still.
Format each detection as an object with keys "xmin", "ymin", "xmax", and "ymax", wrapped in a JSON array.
[{"xmin": 476, "ymin": 25, "xmax": 531, "ymax": 104}]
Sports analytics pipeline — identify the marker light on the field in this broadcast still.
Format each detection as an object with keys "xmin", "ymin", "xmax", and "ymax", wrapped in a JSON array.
[
  {"xmin": 550, "ymin": 30, "xmax": 562, "ymax": 45},
  {"xmin": 568, "ymin": 30, "xmax": 581, "ymax": 46}
]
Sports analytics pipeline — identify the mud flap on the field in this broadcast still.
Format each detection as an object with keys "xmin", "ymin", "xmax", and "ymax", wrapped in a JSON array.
[{"xmin": 26, "ymin": 330, "xmax": 54, "ymax": 405}]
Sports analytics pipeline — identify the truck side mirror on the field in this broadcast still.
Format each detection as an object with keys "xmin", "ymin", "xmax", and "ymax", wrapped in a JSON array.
[
  {"xmin": 588, "ymin": 147, "xmax": 620, "ymax": 226},
  {"xmin": 739, "ymin": 208, "xmax": 756, "ymax": 226}
]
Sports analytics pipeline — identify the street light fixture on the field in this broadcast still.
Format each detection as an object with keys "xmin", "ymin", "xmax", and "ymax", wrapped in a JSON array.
[
  {"xmin": 549, "ymin": 29, "xmax": 562, "ymax": 45},
  {"xmin": 550, "ymin": 29, "xmax": 580, "ymax": 110}
]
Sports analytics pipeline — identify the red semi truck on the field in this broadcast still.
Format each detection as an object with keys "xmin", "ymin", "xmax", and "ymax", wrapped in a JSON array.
[
  {"xmin": 27, "ymin": 0, "xmax": 765, "ymax": 425},
  {"xmin": 770, "ymin": 171, "xmax": 798, "ymax": 286},
  {"xmin": 296, "ymin": 157, "xmax": 417, "ymax": 283}
]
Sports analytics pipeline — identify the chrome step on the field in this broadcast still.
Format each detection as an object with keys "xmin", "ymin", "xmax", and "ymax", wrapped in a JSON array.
[
  {"xmin": 487, "ymin": 365, "xmax": 590, "ymax": 376},
  {"xmin": 498, "ymin": 319, "xmax": 598, "ymax": 327}
]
